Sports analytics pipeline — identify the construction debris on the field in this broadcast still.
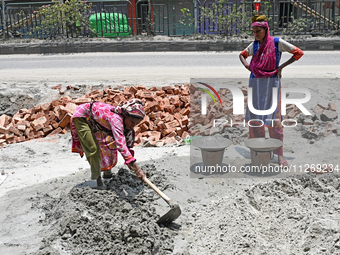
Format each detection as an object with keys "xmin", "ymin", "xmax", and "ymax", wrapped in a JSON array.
[
  {"xmin": 0, "ymin": 84, "xmax": 191, "ymax": 147},
  {"xmin": 1, "ymin": 83, "xmax": 338, "ymax": 147}
]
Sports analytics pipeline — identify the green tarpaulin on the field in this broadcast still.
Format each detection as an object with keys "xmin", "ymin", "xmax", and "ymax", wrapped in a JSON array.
[{"xmin": 89, "ymin": 13, "xmax": 131, "ymax": 37}]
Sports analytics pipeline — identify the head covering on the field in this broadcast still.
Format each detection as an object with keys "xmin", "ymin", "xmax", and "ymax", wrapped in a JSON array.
[
  {"xmin": 113, "ymin": 98, "xmax": 145, "ymax": 119},
  {"xmin": 249, "ymin": 15, "xmax": 278, "ymax": 78},
  {"xmin": 251, "ymin": 15, "xmax": 267, "ymax": 23}
]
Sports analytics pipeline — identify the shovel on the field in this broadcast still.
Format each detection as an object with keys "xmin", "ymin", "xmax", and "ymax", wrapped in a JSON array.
[{"xmin": 144, "ymin": 177, "xmax": 181, "ymax": 224}]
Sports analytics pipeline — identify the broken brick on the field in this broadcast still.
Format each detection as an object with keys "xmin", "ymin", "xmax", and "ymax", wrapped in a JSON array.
[
  {"xmin": 181, "ymin": 108, "xmax": 190, "ymax": 116},
  {"xmin": 169, "ymin": 95, "xmax": 181, "ymax": 107},
  {"xmin": 142, "ymin": 91, "xmax": 156, "ymax": 99},
  {"xmin": 164, "ymin": 114, "xmax": 174, "ymax": 123},
  {"xmin": 165, "ymin": 120, "xmax": 180, "ymax": 129},
  {"xmin": 19, "ymin": 108, "xmax": 29, "ymax": 114},
  {"xmin": 36, "ymin": 131, "xmax": 45, "ymax": 138},
  {"xmin": 287, "ymin": 109, "xmax": 301, "ymax": 118},
  {"xmin": 51, "ymin": 121, "xmax": 59, "ymax": 129},
  {"xmin": 139, "ymin": 123, "xmax": 149, "ymax": 133},
  {"xmin": 74, "ymin": 98, "xmax": 91, "ymax": 105},
  {"xmin": 313, "ymin": 104, "xmax": 326, "ymax": 114},
  {"xmin": 164, "ymin": 137, "xmax": 177, "ymax": 145},
  {"xmin": 147, "ymin": 131, "xmax": 161, "ymax": 141},
  {"xmin": 181, "ymin": 116, "xmax": 189, "ymax": 125},
  {"xmin": 32, "ymin": 117, "xmax": 48, "ymax": 129},
  {"xmin": 41, "ymin": 103, "xmax": 51, "ymax": 111},
  {"xmin": 34, "ymin": 123, "xmax": 44, "ymax": 132},
  {"xmin": 43, "ymin": 125, "xmax": 53, "ymax": 133},
  {"xmin": 136, "ymin": 85, "xmax": 146, "ymax": 90},
  {"xmin": 161, "ymin": 127, "xmax": 176, "ymax": 137},
  {"xmin": 0, "ymin": 127, "xmax": 9, "ymax": 134},
  {"xmin": 59, "ymin": 113, "xmax": 72, "ymax": 128},
  {"xmin": 321, "ymin": 110, "xmax": 338, "ymax": 121},
  {"xmin": 176, "ymin": 127, "xmax": 183, "ymax": 137},
  {"xmin": 5, "ymin": 133, "xmax": 15, "ymax": 140},
  {"xmin": 0, "ymin": 114, "xmax": 11, "ymax": 128},
  {"xmin": 129, "ymin": 86, "xmax": 138, "ymax": 95},
  {"xmin": 17, "ymin": 136, "xmax": 26, "ymax": 143},
  {"xmin": 65, "ymin": 103, "xmax": 77, "ymax": 115},
  {"xmin": 47, "ymin": 127, "xmax": 62, "ymax": 137},
  {"xmin": 60, "ymin": 96, "xmax": 72, "ymax": 106},
  {"xmin": 8, "ymin": 126, "xmax": 21, "ymax": 136},
  {"xmin": 12, "ymin": 116, "xmax": 23, "ymax": 124},
  {"xmin": 162, "ymin": 85, "xmax": 174, "ymax": 91},
  {"xmin": 328, "ymin": 102, "xmax": 337, "ymax": 111},
  {"xmin": 327, "ymin": 127, "xmax": 337, "ymax": 133},
  {"xmin": 34, "ymin": 105, "xmax": 42, "ymax": 111},
  {"xmin": 303, "ymin": 119, "xmax": 314, "ymax": 125},
  {"xmin": 164, "ymin": 105, "xmax": 176, "ymax": 114},
  {"xmin": 156, "ymin": 121, "xmax": 166, "ymax": 131},
  {"xmin": 52, "ymin": 85, "xmax": 62, "ymax": 90},
  {"xmin": 54, "ymin": 106, "xmax": 69, "ymax": 120},
  {"xmin": 156, "ymin": 91, "xmax": 165, "ymax": 97},
  {"xmin": 181, "ymin": 131, "xmax": 190, "ymax": 140}
]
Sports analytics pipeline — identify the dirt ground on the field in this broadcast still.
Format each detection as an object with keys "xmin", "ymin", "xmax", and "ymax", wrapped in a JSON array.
[{"xmin": 1, "ymin": 56, "xmax": 340, "ymax": 254}]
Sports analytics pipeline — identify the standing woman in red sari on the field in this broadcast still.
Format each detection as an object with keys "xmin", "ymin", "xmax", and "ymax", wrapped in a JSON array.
[{"xmin": 239, "ymin": 15, "xmax": 304, "ymax": 167}]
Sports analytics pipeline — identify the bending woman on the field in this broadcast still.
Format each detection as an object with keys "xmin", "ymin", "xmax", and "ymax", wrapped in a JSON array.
[
  {"xmin": 71, "ymin": 99, "xmax": 146, "ymax": 189},
  {"xmin": 239, "ymin": 15, "xmax": 304, "ymax": 167}
]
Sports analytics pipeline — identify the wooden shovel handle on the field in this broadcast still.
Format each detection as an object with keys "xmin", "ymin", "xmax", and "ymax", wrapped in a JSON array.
[{"xmin": 144, "ymin": 177, "xmax": 173, "ymax": 206}]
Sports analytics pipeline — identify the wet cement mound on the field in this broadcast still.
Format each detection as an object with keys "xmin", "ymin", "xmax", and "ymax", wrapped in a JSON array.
[
  {"xmin": 36, "ymin": 164, "xmax": 178, "ymax": 255},
  {"xmin": 188, "ymin": 174, "xmax": 340, "ymax": 254}
]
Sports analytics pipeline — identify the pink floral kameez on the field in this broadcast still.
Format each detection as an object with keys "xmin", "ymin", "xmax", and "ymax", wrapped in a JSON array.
[{"xmin": 71, "ymin": 102, "xmax": 135, "ymax": 171}]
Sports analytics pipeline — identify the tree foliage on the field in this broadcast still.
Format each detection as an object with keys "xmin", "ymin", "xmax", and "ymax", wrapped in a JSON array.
[{"xmin": 35, "ymin": 0, "xmax": 93, "ymax": 38}]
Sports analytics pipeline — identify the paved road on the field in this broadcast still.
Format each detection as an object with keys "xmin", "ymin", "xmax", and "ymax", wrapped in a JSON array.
[{"xmin": 0, "ymin": 52, "xmax": 339, "ymax": 85}]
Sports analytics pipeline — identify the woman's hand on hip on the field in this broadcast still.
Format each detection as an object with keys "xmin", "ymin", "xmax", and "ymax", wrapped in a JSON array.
[
  {"xmin": 245, "ymin": 64, "xmax": 251, "ymax": 72},
  {"xmin": 276, "ymin": 67, "xmax": 282, "ymax": 78},
  {"xmin": 239, "ymin": 54, "xmax": 251, "ymax": 72}
]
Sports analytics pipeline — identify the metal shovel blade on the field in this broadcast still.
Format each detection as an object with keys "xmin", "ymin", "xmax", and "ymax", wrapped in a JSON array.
[{"xmin": 157, "ymin": 204, "xmax": 181, "ymax": 225}]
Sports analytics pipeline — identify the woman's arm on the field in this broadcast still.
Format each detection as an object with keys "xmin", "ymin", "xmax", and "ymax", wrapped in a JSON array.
[
  {"xmin": 127, "ymin": 161, "xmax": 146, "ymax": 181},
  {"xmin": 277, "ymin": 39, "xmax": 304, "ymax": 77},
  {"xmin": 276, "ymin": 57, "xmax": 296, "ymax": 77},
  {"xmin": 239, "ymin": 54, "xmax": 251, "ymax": 72},
  {"xmin": 108, "ymin": 114, "xmax": 146, "ymax": 181},
  {"xmin": 239, "ymin": 43, "xmax": 253, "ymax": 72}
]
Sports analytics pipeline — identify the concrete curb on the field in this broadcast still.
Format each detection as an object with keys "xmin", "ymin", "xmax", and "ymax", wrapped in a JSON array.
[{"xmin": 1, "ymin": 38, "xmax": 340, "ymax": 54}]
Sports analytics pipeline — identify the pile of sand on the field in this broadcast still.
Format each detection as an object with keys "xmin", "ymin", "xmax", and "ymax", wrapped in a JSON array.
[
  {"xmin": 34, "ymin": 165, "xmax": 178, "ymax": 255},
  {"xmin": 187, "ymin": 174, "xmax": 340, "ymax": 254}
]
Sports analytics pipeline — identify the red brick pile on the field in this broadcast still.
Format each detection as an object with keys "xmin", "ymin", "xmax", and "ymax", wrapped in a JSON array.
[
  {"xmin": 189, "ymin": 85, "xmax": 248, "ymax": 137},
  {"xmin": 189, "ymin": 84, "xmax": 339, "ymax": 137},
  {"xmin": 312, "ymin": 103, "xmax": 337, "ymax": 121},
  {"xmin": 0, "ymin": 84, "xmax": 191, "ymax": 147}
]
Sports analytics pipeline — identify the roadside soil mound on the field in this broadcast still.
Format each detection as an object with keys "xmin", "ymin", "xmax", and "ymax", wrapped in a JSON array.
[
  {"xmin": 35, "ymin": 164, "xmax": 178, "ymax": 255},
  {"xmin": 188, "ymin": 174, "xmax": 340, "ymax": 254}
]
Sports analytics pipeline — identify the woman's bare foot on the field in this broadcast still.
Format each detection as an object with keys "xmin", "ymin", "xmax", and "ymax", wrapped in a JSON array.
[
  {"xmin": 94, "ymin": 176, "xmax": 106, "ymax": 190},
  {"xmin": 278, "ymin": 155, "xmax": 288, "ymax": 167}
]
